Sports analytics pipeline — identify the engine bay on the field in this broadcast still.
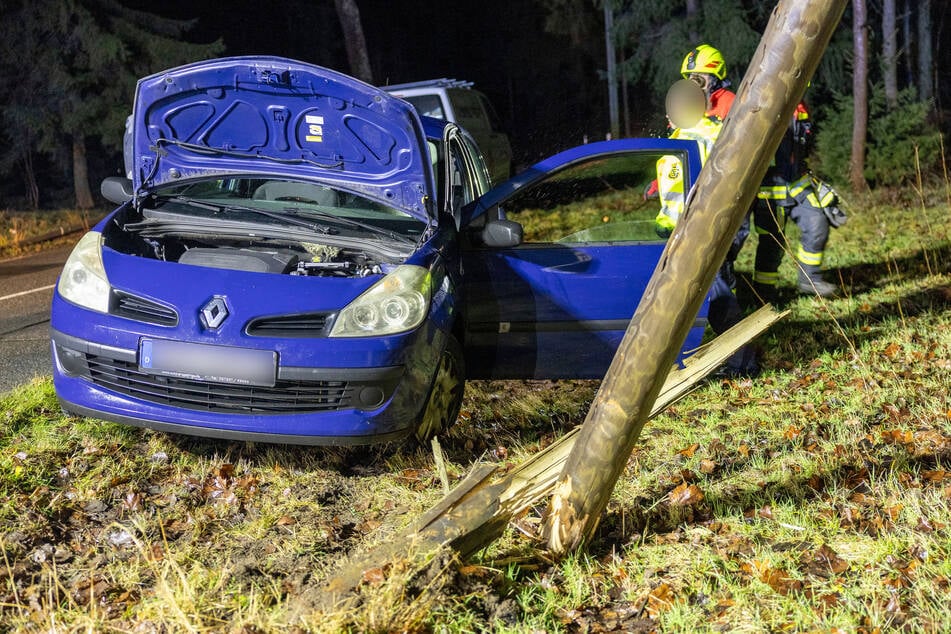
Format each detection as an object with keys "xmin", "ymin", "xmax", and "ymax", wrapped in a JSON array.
[{"xmin": 103, "ymin": 207, "xmax": 389, "ymax": 278}]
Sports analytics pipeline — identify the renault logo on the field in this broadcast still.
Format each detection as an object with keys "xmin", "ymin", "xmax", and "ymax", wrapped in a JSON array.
[{"xmin": 200, "ymin": 296, "xmax": 229, "ymax": 330}]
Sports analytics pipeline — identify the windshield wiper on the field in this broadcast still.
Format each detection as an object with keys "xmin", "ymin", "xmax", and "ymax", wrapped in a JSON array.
[
  {"xmin": 285, "ymin": 208, "xmax": 414, "ymax": 245},
  {"xmin": 153, "ymin": 195, "xmax": 338, "ymax": 235}
]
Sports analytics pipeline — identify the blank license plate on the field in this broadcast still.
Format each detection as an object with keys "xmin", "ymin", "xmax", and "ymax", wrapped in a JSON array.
[{"xmin": 139, "ymin": 339, "xmax": 277, "ymax": 387}]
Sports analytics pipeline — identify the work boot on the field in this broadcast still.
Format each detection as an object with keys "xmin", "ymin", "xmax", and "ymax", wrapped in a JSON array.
[
  {"xmin": 797, "ymin": 266, "xmax": 838, "ymax": 297},
  {"xmin": 751, "ymin": 281, "xmax": 778, "ymax": 305}
]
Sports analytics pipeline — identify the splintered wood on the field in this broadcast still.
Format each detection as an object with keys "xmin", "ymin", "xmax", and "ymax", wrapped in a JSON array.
[{"xmin": 318, "ymin": 305, "xmax": 786, "ymax": 606}]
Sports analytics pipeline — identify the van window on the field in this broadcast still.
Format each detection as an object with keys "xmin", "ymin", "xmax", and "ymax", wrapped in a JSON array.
[
  {"xmin": 449, "ymin": 89, "xmax": 488, "ymax": 132},
  {"xmin": 404, "ymin": 94, "xmax": 446, "ymax": 119},
  {"xmin": 478, "ymin": 94, "xmax": 504, "ymax": 133}
]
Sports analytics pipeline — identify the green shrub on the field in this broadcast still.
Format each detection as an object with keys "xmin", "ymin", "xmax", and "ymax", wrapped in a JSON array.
[{"xmin": 813, "ymin": 88, "xmax": 942, "ymax": 187}]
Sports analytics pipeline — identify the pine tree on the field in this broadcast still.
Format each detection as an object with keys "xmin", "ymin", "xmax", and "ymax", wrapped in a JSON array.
[{"xmin": 0, "ymin": 0, "xmax": 222, "ymax": 209}]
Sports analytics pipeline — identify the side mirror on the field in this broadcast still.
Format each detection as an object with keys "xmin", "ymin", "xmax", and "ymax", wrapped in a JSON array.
[
  {"xmin": 101, "ymin": 176, "xmax": 134, "ymax": 204},
  {"xmin": 482, "ymin": 218, "xmax": 522, "ymax": 248}
]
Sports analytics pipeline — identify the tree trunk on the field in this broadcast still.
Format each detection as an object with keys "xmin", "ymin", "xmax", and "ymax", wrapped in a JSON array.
[
  {"xmin": 333, "ymin": 0, "xmax": 373, "ymax": 84},
  {"xmin": 851, "ymin": 0, "xmax": 869, "ymax": 192},
  {"xmin": 882, "ymin": 0, "xmax": 898, "ymax": 109},
  {"xmin": 21, "ymin": 150, "xmax": 40, "ymax": 210},
  {"xmin": 72, "ymin": 137, "xmax": 94, "ymax": 209},
  {"xmin": 902, "ymin": 0, "xmax": 914, "ymax": 86},
  {"xmin": 686, "ymin": 0, "xmax": 701, "ymax": 42},
  {"xmin": 917, "ymin": 0, "xmax": 933, "ymax": 103},
  {"xmin": 604, "ymin": 4, "xmax": 619, "ymax": 139},
  {"xmin": 542, "ymin": 0, "xmax": 849, "ymax": 555}
]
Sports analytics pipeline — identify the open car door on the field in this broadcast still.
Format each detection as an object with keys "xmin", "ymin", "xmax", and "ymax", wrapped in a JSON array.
[{"xmin": 460, "ymin": 138, "xmax": 708, "ymax": 379}]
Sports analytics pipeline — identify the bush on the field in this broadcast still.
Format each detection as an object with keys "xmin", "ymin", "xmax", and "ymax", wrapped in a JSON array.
[{"xmin": 813, "ymin": 88, "xmax": 942, "ymax": 187}]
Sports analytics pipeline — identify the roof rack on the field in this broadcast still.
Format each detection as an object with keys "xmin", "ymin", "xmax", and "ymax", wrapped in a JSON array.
[{"xmin": 382, "ymin": 78, "xmax": 474, "ymax": 91}]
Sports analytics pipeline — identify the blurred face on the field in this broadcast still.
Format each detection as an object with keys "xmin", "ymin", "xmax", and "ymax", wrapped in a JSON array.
[{"xmin": 687, "ymin": 72, "xmax": 714, "ymax": 111}]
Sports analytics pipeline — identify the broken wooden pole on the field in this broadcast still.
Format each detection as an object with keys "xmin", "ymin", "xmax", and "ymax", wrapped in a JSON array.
[
  {"xmin": 316, "ymin": 307, "xmax": 785, "ymax": 607},
  {"xmin": 543, "ymin": 0, "xmax": 849, "ymax": 555}
]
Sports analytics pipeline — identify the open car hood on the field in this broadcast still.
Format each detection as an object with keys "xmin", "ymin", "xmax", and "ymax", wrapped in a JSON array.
[{"xmin": 131, "ymin": 56, "xmax": 433, "ymax": 220}]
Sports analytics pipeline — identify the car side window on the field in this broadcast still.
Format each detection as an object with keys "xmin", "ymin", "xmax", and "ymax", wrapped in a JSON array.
[
  {"xmin": 446, "ymin": 135, "xmax": 477, "ymax": 218},
  {"xmin": 502, "ymin": 152, "xmax": 687, "ymax": 243},
  {"xmin": 460, "ymin": 133, "xmax": 492, "ymax": 191}
]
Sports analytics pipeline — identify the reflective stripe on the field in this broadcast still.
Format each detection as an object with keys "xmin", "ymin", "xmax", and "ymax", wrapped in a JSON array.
[
  {"xmin": 757, "ymin": 184, "xmax": 788, "ymax": 200},
  {"xmin": 753, "ymin": 271, "xmax": 779, "ymax": 285},
  {"xmin": 796, "ymin": 245, "xmax": 823, "ymax": 266},
  {"xmin": 788, "ymin": 174, "xmax": 811, "ymax": 197},
  {"xmin": 759, "ymin": 174, "xmax": 811, "ymax": 200},
  {"xmin": 807, "ymin": 188, "xmax": 836, "ymax": 208}
]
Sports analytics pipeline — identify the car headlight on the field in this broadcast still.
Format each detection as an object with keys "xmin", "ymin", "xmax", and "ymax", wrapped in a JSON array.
[
  {"xmin": 330, "ymin": 265, "xmax": 431, "ymax": 337},
  {"xmin": 57, "ymin": 231, "xmax": 111, "ymax": 313}
]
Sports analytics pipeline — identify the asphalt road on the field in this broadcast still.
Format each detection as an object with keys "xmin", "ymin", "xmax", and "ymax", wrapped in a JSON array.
[{"xmin": 0, "ymin": 245, "xmax": 74, "ymax": 394}]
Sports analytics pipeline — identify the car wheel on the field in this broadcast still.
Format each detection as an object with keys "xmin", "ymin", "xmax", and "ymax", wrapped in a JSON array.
[{"xmin": 414, "ymin": 335, "xmax": 465, "ymax": 442}]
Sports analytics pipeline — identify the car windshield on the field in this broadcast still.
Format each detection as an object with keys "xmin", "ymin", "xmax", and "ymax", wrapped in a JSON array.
[{"xmin": 147, "ymin": 178, "xmax": 427, "ymax": 241}]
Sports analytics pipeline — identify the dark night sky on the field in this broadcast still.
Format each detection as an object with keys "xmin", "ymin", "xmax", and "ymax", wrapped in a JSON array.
[
  {"xmin": 118, "ymin": 1, "xmax": 951, "ymax": 165},
  {"xmin": 126, "ymin": 0, "xmax": 609, "ymax": 164}
]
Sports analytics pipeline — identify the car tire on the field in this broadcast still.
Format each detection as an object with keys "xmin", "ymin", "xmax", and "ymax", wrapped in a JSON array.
[{"xmin": 414, "ymin": 335, "xmax": 465, "ymax": 442}]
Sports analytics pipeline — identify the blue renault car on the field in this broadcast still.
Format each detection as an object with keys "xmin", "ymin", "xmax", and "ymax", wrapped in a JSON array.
[{"xmin": 50, "ymin": 56, "xmax": 708, "ymax": 445}]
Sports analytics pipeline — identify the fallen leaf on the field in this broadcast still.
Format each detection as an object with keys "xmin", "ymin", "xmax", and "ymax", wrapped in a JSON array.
[
  {"xmin": 803, "ymin": 544, "xmax": 848, "ymax": 577},
  {"xmin": 699, "ymin": 459, "xmax": 717, "ymax": 474},
  {"xmin": 669, "ymin": 483, "xmax": 704, "ymax": 507},
  {"xmin": 276, "ymin": 515, "xmax": 296, "ymax": 526},
  {"xmin": 746, "ymin": 560, "xmax": 802, "ymax": 595},
  {"xmin": 645, "ymin": 583, "xmax": 675, "ymax": 618},
  {"xmin": 361, "ymin": 566, "xmax": 389, "ymax": 586},
  {"xmin": 922, "ymin": 469, "xmax": 949, "ymax": 482},
  {"xmin": 677, "ymin": 443, "xmax": 699, "ymax": 458},
  {"xmin": 885, "ymin": 504, "xmax": 904, "ymax": 521}
]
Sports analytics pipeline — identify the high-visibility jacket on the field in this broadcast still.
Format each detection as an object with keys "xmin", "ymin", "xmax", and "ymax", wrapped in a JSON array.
[{"xmin": 654, "ymin": 116, "xmax": 722, "ymax": 235}]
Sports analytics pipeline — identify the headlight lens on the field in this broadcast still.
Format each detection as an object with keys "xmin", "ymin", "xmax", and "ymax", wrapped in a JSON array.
[
  {"xmin": 330, "ymin": 265, "xmax": 431, "ymax": 337},
  {"xmin": 57, "ymin": 231, "xmax": 111, "ymax": 313}
]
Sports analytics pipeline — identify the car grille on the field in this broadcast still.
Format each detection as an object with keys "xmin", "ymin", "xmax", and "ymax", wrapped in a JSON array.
[
  {"xmin": 245, "ymin": 312, "xmax": 332, "ymax": 337},
  {"xmin": 82, "ymin": 354, "xmax": 353, "ymax": 414},
  {"xmin": 111, "ymin": 291, "xmax": 178, "ymax": 326}
]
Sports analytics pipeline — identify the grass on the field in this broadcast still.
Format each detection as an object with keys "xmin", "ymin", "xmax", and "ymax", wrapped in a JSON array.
[
  {"xmin": 0, "ymin": 209, "xmax": 98, "ymax": 259},
  {"xmin": 0, "ymin": 186, "xmax": 949, "ymax": 632}
]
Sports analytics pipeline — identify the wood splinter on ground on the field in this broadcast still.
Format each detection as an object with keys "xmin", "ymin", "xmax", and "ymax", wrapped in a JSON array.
[{"xmin": 314, "ymin": 305, "xmax": 786, "ymax": 610}]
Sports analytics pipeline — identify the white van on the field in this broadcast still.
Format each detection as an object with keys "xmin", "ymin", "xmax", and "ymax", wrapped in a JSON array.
[{"xmin": 383, "ymin": 79, "xmax": 513, "ymax": 183}]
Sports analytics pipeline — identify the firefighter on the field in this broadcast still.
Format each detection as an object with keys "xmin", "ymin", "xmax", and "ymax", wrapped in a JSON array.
[
  {"xmin": 654, "ymin": 79, "xmax": 757, "ymax": 375},
  {"xmin": 675, "ymin": 44, "xmax": 751, "ymax": 332},
  {"xmin": 681, "ymin": 44, "xmax": 735, "ymax": 121},
  {"xmin": 752, "ymin": 101, "xmax": 844, "ymax": 300}
]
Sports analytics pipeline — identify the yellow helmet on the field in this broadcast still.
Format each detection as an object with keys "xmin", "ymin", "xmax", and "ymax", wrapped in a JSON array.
[{"xmin": 681, "ymin": 45, "xmax": 727, "ymax": 80}]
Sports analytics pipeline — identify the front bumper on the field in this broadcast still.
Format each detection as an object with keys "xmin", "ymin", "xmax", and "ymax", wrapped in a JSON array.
[{"xmin": 51, "ymin": 328, "xmax": 430, "ymax": 445}]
